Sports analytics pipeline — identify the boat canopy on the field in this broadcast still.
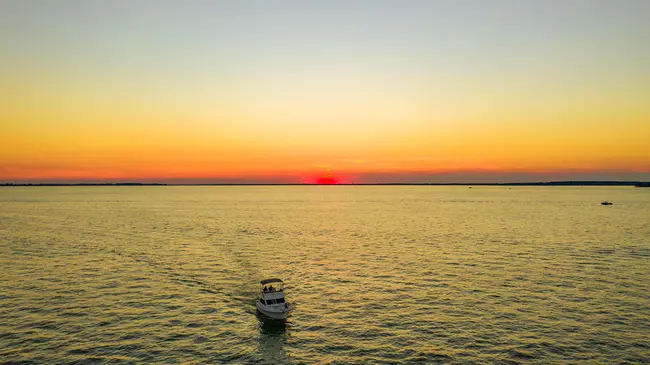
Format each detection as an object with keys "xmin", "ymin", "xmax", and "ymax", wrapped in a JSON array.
[{"xmin": 260, "ymin": 278, "xmax": 283, "ymax": 285}]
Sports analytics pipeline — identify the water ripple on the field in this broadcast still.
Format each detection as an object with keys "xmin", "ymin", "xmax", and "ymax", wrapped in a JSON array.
[{"xmin": 1, "ymin": 186, "xmax": 649, "ymax": 364}]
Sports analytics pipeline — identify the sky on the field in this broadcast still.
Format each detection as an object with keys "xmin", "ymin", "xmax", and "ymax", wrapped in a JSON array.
[{"xmin": 1, "ymin": 0, "xmax": 649, "ymax": 183}]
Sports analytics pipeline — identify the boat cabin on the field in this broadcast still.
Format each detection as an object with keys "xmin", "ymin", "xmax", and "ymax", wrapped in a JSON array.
[{"xmin": 259, "ymin": 278, "xmax": 288, "ymax": 307}]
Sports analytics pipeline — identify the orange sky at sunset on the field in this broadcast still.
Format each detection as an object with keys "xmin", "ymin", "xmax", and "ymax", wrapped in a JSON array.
[{"xmin": 1, "ymin": 1, "xmax": 649, "ymax": 183}]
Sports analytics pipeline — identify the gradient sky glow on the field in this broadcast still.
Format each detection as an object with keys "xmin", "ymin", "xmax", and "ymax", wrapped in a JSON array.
[{"xmin": 1, "ymin": 0, "xmax": 649, "ymax": 183}]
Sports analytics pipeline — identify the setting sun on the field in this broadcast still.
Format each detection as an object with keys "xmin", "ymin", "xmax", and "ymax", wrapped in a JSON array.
[{"xmin": 315, "ymin": 175, "xmax": 339, "ymax": 185}]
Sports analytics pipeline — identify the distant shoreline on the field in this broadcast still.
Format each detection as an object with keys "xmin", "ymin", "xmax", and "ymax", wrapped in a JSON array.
[{"xmin": 1, "ymin": 181, "xmax": 649, "ymax": 187}]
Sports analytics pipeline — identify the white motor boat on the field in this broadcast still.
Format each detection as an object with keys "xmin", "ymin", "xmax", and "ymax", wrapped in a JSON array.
[{"xmin": 256, "ymin": 278, "xmax": 295, "ymax": 319}]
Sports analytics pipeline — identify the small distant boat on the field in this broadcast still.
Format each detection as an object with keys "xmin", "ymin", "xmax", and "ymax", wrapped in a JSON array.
[
  {"xmin": 601, "ymin": 201, "xmax": 613, "ymax": 205},
  {"xmin": 256, "ymin": 278, "xmax": 295, "ymax": 319}
]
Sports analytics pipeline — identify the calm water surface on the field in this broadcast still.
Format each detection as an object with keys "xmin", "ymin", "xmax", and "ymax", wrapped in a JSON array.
[{"xmin": 1, "ymin": 186, "xmax": 649, "ymax": 364}]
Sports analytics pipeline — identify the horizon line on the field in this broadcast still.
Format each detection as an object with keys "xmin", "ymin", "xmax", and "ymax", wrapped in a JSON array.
[{"xmin": 1, "ymin": 180, "xmax": 649, "ymax": 187}]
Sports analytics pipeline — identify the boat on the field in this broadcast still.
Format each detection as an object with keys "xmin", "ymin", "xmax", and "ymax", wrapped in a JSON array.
[
  {"xmin": 601, "ymin": 201, "xmax": 613, "ymax": 205},
  {"xmin": 256, "ymin": 278, "xmax": 295, "ymax": 319}
]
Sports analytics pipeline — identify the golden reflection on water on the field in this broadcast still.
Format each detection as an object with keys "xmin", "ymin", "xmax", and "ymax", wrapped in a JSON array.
[{"xmin": 0, "ymin": 186, "xmax": 649, "ymax": 364}]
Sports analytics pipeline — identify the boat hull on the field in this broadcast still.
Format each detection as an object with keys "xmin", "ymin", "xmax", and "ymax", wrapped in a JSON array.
[{"xmin": 256, "ymin": 302, "xmax": 295, "ymax": 319}]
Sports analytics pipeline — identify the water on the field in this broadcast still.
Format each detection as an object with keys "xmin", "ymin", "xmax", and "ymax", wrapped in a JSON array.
[{"xmin": 1, "ymin": 186, "xmax": 649, "ymax": 364}]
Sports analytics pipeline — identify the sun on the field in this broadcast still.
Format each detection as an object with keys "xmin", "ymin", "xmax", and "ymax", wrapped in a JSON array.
[{"xmin": 316, "ymin": 175, "xmax": 338, "ymax": 184}]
